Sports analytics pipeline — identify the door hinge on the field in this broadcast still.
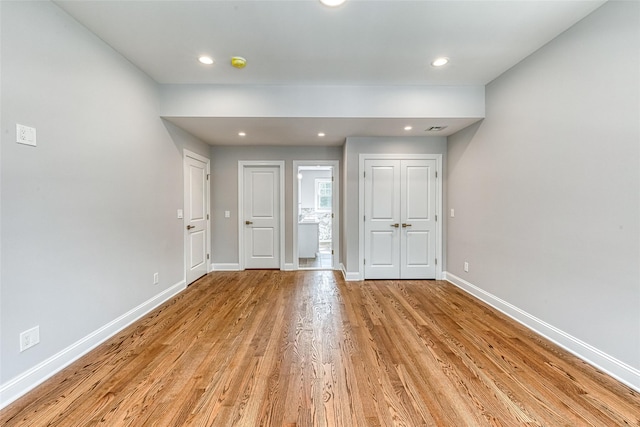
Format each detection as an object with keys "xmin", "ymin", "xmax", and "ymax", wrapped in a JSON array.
[
  {"xmin": 435, "ymin": 258, "xmax": 437, "ymax": 265},
  {"xmin": 332, "ymin": 176, "xmax": 334, "ymax": 182},
  {"xmin": 363, "ymin": 171, "xmax": 366, "ymax": 178},
  {"xmin": 207, "ymin": 214, "xmax": 209, "ymax": 220},
  {"xmin": 364, "ymin": 259, "xmax": 366, "ymax": 265},
  {"xmin": 207, "ymin": 254, "xmax": 210, "ymax": 260},
  {"xmin": 363, "ymin": 215, "xmax": 366, "ymax": 222},
  {"xmin": 331, "ymin": 213, "xmax": 334, "ymax": 218},
  {"xmin": 435, "ymin": 214, "xmax": 438, "ymax": 222},
  {"xmin": 435, "ymin": 171, "xmax": 438, "ymax": 178},
  {"xmin": 207, "ymin": 174, "xmax": 210, "ymax": 181},
  {"xmin": 331, "ymin": 250, "xmax": 334, "ymax": 255}
]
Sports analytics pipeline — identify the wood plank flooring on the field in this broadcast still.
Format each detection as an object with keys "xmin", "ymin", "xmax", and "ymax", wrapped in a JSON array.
[{"xmin": 2, "ymin": 271, "xmax": 639, "ymax": 426}]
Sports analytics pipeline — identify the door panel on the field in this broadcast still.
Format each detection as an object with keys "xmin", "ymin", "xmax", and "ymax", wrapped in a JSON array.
[
  {"xmin": 370, "ymin": 166, "xmax": 396, "ymax": 220},
  {"xmin": 400, "ymin": 160, "xmax": 436, "ymax": 279},
  {"xmin": 185, "ymin": 154, "xmax": 209, "ymax": 284},
  {"xmin": 251, "ymin": 172, "xmax": 275, "ymax": 218},
  {"xmin": 250, "ymin": 228, "xmax": 275, "ymax": 258},
  {"xmin": 189, "ymin": 229, "xmax": 206, "ymax": 269},
  {"xmin": 369, "ymin": 231, "xmax": 396, "ymax": 266},
  {"xmin": 364, "ymin": 160, "xmax": 400, "ymax": 279},
  {"xmin": 244, "ymin": 166, "xmax": 280, "ymax": 269},
  {"xmin": 404, "ymin": 165, "xmax": 430, "ymax": 221}
]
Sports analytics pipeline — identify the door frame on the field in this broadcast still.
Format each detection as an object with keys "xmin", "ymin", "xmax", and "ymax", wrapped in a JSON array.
[
  {"xmin": 358, "ymin": 153, "xmax": 442, "ymax": 280},
  {"xmin": 238, "ymin": 161, "xmax": 285, "ymax": 270},
  {"xmin": 292, "ymin": 160, "xmax": 340, "ymax": 270},
  {"xmin": 183, "ymin": 149, "xmax": 211, "ymax": 283}
]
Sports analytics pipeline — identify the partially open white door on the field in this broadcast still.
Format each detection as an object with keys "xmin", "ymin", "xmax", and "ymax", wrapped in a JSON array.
[{"xmin": 184, "ymin": 151, "xmax": 209, "ymax": 284}]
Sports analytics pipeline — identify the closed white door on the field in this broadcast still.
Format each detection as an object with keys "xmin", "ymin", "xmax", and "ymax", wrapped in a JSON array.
[
  {"xmin": 364, "ymin": 159, "xmax": 436, "ymax": 279},
  {"xmin": 364, "ymin": 160, "xmax": 401, "ymax": 278},
  {"xmin": 185, "ymin": 153, "xmax": 209, "ymax": 284},
  {"xmin": 400, "ymin": 159, "xmax": 436, "ymax": 279},
  {"xmin": 243, "ymin": 166, "xmax": 280, "ymax": 269}
]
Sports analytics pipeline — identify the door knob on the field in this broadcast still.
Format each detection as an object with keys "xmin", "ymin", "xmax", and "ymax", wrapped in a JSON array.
[
  {"xmin": 186, "ymin": 225, "xmax": 195, "ymax": 230},
  {"xmin": 245, "ymin": 220, "xmax": 253, "ymax": 225},
  {"xmin": 402, "ymin": 223, "xmax": 412, "ymax": 228},
  {"xmin": 390, "ymin": 223, "xmax": 399, "ymax": 228}
]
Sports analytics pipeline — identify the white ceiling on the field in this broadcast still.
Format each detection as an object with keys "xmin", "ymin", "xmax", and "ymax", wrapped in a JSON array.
[{"xmin": 55, "ymin": 0, "xmax": 605, "ymax": 145}]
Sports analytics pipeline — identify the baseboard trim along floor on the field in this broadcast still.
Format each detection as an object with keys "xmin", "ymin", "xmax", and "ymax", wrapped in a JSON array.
[
  {"xmin": 0, "ymin": 280, "xmax": 187, "ymax": 409},
  {"xmin": 444, "ymin": 271, "xmax": 640, "ymax": 393}
]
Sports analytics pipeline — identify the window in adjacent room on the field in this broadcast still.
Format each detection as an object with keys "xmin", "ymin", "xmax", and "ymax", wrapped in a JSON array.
[{"xmin": 315, "ymin": 178, "xmax": 332, "ymax": 212}]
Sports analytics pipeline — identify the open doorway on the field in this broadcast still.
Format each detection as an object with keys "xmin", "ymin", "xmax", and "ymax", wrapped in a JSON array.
[{"xmin": 293, "ymin": 161, "xmax": 339, "ymax": 270}]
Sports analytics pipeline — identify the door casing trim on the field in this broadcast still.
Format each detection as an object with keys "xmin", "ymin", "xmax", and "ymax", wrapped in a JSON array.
[
  {"xmin": 358, "ymin": 153, "xmax": 442, "ymax": 281},
  {"xmin": 238, "ymin": 161, "xmax": 285, "ymax": 270},
  {"xmin": 292, "ymin": 160, "xmax": 340, "ymax": 270}
]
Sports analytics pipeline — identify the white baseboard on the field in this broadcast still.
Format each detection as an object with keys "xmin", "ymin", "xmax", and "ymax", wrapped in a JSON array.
[
  {"xmin": 283, "ymin": 263, "xmax": 295, "ymax": 271},
  {"xmin": 444, "ymin": 271, "xmax": 640, "ymax": 393},
  {"xmin": 0, "ymin": 280, "xmax": 186, "ymax": 409},
  {"xmin": 211, "ymin": 263, "xmax": 241, "ymax": 271},
  {"xmin": 340, "ymin": 263, "xmax": 361, "ymax": 281}
]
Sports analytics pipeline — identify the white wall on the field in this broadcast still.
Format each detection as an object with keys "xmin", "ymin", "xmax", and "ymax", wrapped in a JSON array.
[
  {"xmin": 0, "ymin": 1, "xmax": 209, "ymax": 403},
  {"xmin": 342, "ymin": 137, "xmax": 447, "ymax": 276},
  {"xmin": 210, "ymin": 145, "xmax": 342, "ymax": 266},
  {"xmin": 160, "ymin": 84, "xmax": 485, "ymax": 119},
  {"xmin": 447, "ymin": 1, "xmax": 639, "ymax": 388}
]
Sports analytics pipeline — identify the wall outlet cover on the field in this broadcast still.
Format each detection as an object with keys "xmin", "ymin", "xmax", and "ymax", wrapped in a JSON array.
[
  {"xmin": 16, "ymin": 124, "xmax": 37, "ymax": 147},
  {"xmin": 20, "ymin": 326, "xmax": 40, "ymax": 352}
]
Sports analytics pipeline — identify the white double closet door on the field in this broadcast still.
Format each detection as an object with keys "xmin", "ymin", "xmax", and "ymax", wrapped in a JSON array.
[{"xmin": 364, "ymin": 159, "xmax": 437, "ymax": 279}]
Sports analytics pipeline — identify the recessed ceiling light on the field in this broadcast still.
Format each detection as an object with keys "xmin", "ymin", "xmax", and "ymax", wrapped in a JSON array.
[
  {"xmin": 318, "ymin": 132, "xmax": 326, "ymax": 137},
  {"xmin": 198, "ymin": 56, "xmax": 214, "ymax": 65},
  {"xmin": 431, "ymin": 57, "xmax": 449, "ymax": 67},
  {"xmin": 238, "ymin": 132, "xmax": 246, "ymax": 137},
  {"xmin": 404, "ymin": 126, "xmax": 413, "ymax": 131},
  {"xmin": 320, "ymin": 0, "xmax": 346, "ymax": 7}
]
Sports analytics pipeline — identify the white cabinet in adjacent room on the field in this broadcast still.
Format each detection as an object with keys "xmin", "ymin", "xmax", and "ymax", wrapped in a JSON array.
[{"xmin": 298, "ymin": 221, "xmax": 319, "ymax": 258}]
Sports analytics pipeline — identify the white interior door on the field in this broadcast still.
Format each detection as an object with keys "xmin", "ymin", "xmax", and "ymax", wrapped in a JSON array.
[
  {"xmin": 364, "ymin": 158, "xmax": 436, "ymax": 279},
  {"xmin": 243, "ymin": 166, "xmax": 280, "ymax": 269},
  {"xmin": 184, "ymin": 152, "xmax": 209, "ymax": 284},
  {"xmin": 364, "ymin": 160, "xmax": 401, "ymax": 279},
  {"xmin": 400, "ymin": 159, "xmax": 436, "ymax": 279}
]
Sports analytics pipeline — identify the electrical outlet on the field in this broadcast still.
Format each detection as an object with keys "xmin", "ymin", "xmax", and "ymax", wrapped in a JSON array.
[
  {"xmin": 464, "ymin": 262, "xmax": 469, "ymax": 273},
  {"xmin": 450, "ymin": 208, "xmax": 455, "ymax": 217},
  {"xmin": 16, "ymin": 124, "xmax": 37, "ymax": 146},
  {"xmin": 20, "ymin": 326, "xmax": 40, "ymax": 352},
  {"xmin": 153, "ymin": 272, "xmax": 159, "ymax": 285}
]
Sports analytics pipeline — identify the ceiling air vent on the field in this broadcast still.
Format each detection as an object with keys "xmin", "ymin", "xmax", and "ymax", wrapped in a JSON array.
[{"xmin": 425, "ymin": 126, "xmax": 448, "ymax": 132}]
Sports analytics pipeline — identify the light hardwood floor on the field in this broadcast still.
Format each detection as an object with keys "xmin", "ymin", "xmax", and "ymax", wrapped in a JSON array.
[{"xmin": 2, "ymin": 271, "xmax": 639, "ymax": 426}]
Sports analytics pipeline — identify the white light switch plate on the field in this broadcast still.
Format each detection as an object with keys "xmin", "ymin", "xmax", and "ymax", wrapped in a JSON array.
[
  {"xmin": 224, "ymin": 210, "xmax": 230, "ymax": 218},
  {"xmin": 177, "ymin": 209, "xmax": 183, "ymax": 219}
]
